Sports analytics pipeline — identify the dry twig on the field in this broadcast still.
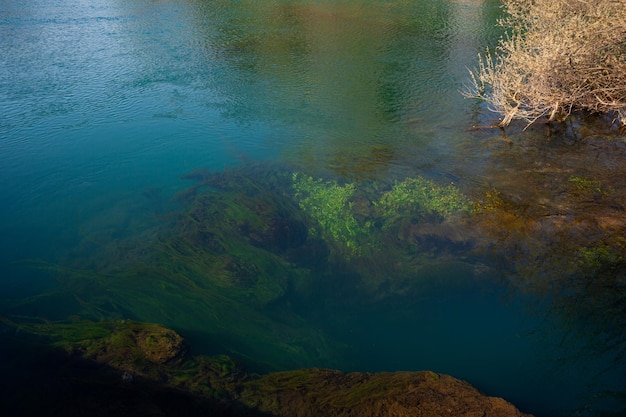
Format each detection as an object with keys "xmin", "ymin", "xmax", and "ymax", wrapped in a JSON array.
[{"xmin": 464, "ymin": 0, "xmax": 626, "ymax": 127}]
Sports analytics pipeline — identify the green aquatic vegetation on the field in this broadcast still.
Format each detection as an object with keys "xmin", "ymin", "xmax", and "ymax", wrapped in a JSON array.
[
  {"xmin": 14, "ymin": 165, "xmax": 480, "ymax": 374},
  {"xmin": 473, "ymin": 188, "xmax": 507, "ymax": 212},
  {"xmin": 292, "ymin": 173, "xmax": 473, "ymax": 257},
  {"xmin": 11, "ymin": 167, "xmax": 339, "ymax": 371},
  {"xmin": 292, "ymin": 173, "xmax": 369, "ymax": 256},
  {"xmin": 578, "ymin": 245, "xmax": 613, "ymax": 269},
  {"xmin": 0, "ymin": 318, "xmax": 241, "ymax": 399},
  {"xmin": 568, "ymin": 176, "xmax": 611, "ymax": 196},
  {"xmin": 577, "ymin": 239, "xmax": 626, "ymax": 274},
  {"xmin": 375, "ymin": 177, "xmax": 472, "ymax": 226},
  {"xmin": 1, "ymin": 318, "xmax": 185, "ymax": 367}
]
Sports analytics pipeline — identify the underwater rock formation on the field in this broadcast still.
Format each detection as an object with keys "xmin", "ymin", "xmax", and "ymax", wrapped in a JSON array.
[
  {"xmin": 0, "ymin": 319, "xmax": 532, "ymax": 417},
  {"xmin": 239, "ymin": 368, "xmax": 532, "ymax": 417}
]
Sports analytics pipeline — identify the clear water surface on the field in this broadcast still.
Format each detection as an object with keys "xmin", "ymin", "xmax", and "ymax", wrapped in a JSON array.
[{"xmin": 1, "ymin": 1, "xmax": 625, "ymax": 416}]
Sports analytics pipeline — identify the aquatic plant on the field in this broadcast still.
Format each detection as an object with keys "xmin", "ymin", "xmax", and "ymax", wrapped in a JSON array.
[
  {"xmin": 578, "ymin": 245, "xmax": 614, "ymax": 270},
  {"xmin": 472, "ymin": 188, "xmax": 506, "ymax": 212},
  {"xmin": 16, "ymin": 165, "xmax": 480, "ymax": 372},
  {"xmin": 13, "ymin": 166, "xmax": 342, "ymax": 371},
  {"xmin": 568, "ymin": 176, "xmax": 612, "ymax": 197},
  {"xmin": 292, "ymin": 173, "xmax": 369, "ymax": 256},
  {"xmin": 375, "ymin": 177, "xmax": 472, "ymax": 227},
  {"xmin": 291, "ymin": 172, "xmax": 477, "ymax": 262}
]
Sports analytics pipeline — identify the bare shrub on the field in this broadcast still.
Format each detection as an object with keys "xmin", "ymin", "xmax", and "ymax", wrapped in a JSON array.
[{"xmin": 465, "ymin": 0, "xmax": 626, "ymax": 127}]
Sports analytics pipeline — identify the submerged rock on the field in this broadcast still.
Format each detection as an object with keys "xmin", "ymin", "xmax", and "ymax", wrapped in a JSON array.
[
  {"xmin": 239, "ymin": 368, "xmax": 532, "ymax": 417},
  {"xmin": 0, "ymin": 319, "xmax": 533, "ymax": 417}
]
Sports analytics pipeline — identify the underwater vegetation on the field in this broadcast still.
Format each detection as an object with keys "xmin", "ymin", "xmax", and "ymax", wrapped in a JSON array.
[
  {"xmin": 0, "ymin": 318, "xmax": 259, "ymax": 416},
  {"xmin": 467, "ymin": 135, "xmax": 626, "ymax": 397},
  {"xmin": 291, "ymin": 172, "xmax": 472, "ymax": 260},
  {"xmin": 292, "ymin": 173, "xmax": 365, "ymax": 257},
  {"xmin": 7, "ymin": 156, "xmax": 626, "ymax": 382},
  {"xmin": 471, "ymin": 158, "xmax": 626, "ymax": 283},
  {"xmin": 5, "ymin": 163, "xmax": 480, "ymax": 371},
  {"xmin": 375, "ymin": 177, "xmax": 472, "ymax": 224},
  {"xmin": 0, "ymin": 318, "xmax": 531, "ymax": 417}
]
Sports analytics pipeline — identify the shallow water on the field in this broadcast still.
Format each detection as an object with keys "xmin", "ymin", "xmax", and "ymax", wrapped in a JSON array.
[{"xmin": 1, "ymin": 0, "xmax": 625, "ymax": 416}]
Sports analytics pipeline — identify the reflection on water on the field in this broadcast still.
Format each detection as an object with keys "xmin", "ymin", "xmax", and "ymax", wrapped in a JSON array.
[{"xmin": 1, "ymin": 0, "xmax": 625, "ymax": 416}]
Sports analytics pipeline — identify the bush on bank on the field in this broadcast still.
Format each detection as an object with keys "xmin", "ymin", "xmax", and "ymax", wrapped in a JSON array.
[{"xmin": 466, "ymin": 0, "xmax": 626, "ymax": 127}]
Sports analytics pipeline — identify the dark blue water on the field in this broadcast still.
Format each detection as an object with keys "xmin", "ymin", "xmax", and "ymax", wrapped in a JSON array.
[{"xmin": 1, "ymin": 1, "xmax": 625, "ymax": 416}]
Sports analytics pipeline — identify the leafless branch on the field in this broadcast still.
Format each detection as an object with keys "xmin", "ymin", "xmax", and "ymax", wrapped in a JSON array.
[{"xmin": 464, "ymin": 0, "xmax": 626, "ymax": 127}]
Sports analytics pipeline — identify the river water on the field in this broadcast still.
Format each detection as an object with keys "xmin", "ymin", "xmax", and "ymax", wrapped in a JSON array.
[{"xmin": 1, "ymin": 0, "xmax": 625, "ymax": 416}]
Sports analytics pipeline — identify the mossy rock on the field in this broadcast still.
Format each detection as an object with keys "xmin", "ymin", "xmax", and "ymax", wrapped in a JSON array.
[
  {"xmin": 0, "ymin": 319, "xmax": 532, "ymax": 417},
  {"xmin": 238, "ymin": 368, "xmax": 533, "ymax": 417},
  {"xmin": 1, "ymin": 319, "xmax": 187, "ymax": 376}
]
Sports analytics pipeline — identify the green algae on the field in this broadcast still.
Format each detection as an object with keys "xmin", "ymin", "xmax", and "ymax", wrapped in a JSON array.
[
  {"xmin": 6, "ymin": 158, "xmax": 626, "ymax": 414},
  {"xmin": 292, "ymin": 173, "xmax": 369, "ymax": 257},
  {"xmin": 37, "ymin": 166, "xmax": 335, "ymax": 371},
  {"xmin": 0, "ymin": 318, "xmax": 242, "ymax": 403},
  {"xmin": 236, "ymin": 367, "xmax": 528, "ymax": 417},
  {"xmin": 375, "ymin": 177, "xmax": 472, "ymax": 225},
  {"xmin": 1, "ymin": 318, "xmax": 184, "ymax": 363},
  {"xmin": 472, "ymin": 172, "xmax": 626, "ymax": 284},
  {"xmin": 11, "ymin": 163, "xmax": 481, "ymax": 372},
  {"xmin": 291, "ymin": 172, "xmax": 472, "ymax": 259},
  {"xmin": 568, "ymin": 175, "xmax": 612, "ymax": 197}
]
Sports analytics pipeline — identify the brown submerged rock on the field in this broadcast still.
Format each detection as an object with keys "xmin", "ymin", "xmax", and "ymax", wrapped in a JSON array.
[
  {"xmin": 0, "ymin": 319, "xmax": 533, "ymax": 417},
  {"xmin": 239, "ymin": 368, "xmax": 532, "ymax": 417}
]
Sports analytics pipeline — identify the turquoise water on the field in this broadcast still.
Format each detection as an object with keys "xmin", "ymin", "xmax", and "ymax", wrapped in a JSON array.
[{"xmin": 1, "ymin": 0, "xmax": 625, "ymax": 416}]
